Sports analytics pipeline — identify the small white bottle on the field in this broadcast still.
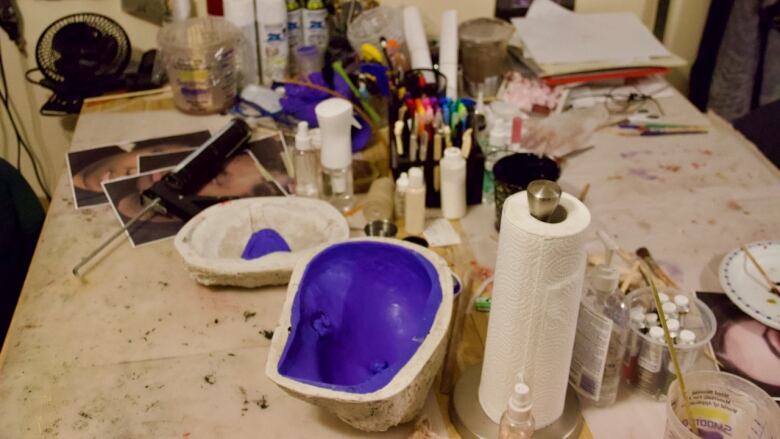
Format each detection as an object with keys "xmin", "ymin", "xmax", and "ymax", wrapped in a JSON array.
[
  {"xmin": 637, "ymin": 326, "xmax": 665, "ymax": 397},
  {"xmin": 303, "ymin": 0, "xmax": 329, "ymax": 53},
  {"xmin": 394, "ymin": 172, "xmax": 408, "ymax": 220},
  {"xmin": 498, "ymin": 382, "xmax": 535, "ymax": 439},
  {"xmin": 404, "ymin": 167, "xmax": 426, "ymax": 235},
  {"xmin": 570, "ymin": 231, "xmax": 629, "ymax": 407},
  {"xmin": 440, "ymin": 147, "xmax": 466, "ymax": 219},
  {"xmin": 257, "ymin": 0, "xmax": 289, "ymax": 85},
  {"xmin": 316, "ymin": 98, "xmax": 355, "ymax": 212},
  {"xmin": 674, "ymin": 295, "xmax": 690, "ymax": 325},
  {"xmin": 293, "ymin": 121, "xmax": 320, "ymax": 198}
]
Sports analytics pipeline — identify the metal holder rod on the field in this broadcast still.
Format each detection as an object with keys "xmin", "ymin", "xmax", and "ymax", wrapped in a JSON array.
[{"xmin": 72, "ymin": 199, "xmax": 161, "ymax": 276}]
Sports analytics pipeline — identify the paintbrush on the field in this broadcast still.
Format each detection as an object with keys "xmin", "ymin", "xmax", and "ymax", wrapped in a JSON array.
[
  {"xmin": 636, "ymin": 247, "xmax": 679, "ymax": 289},
  {"xmin": 639, "ymin": 266, "xmax": 699, "ymax": 436},
  {"xmin": 741, "ymin": 245, "xmax": 780, "ymax": 296}
]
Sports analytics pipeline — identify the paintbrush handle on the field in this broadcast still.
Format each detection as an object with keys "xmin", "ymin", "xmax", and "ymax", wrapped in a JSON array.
[{"xmin": 742, "ymin": 245, "xmax": 780, "ymax": 293}]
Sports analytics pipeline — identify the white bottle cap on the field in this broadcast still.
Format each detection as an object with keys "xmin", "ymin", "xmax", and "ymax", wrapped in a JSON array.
[
  {"xmin": 662, "ymin": 301, "xmax": 677, "ymax": 316},
  {"xmin": 506, "ymin": 382, "xmax": 533, "ymax": 423},
  {"xmin": 257, "ymin": 0, "xmax": 287, "ymax": 24},
  {"xmin": 488, "ymin": 123, "xmax": 508, "ymax": 148},
  {"xmin": 666, "ymin": 318, "xmax": 680, "ymax": 332},
  {"xmin": 678, "ymin": 329, "xmax": 696, "ymax": 344},
  {"xmin": 673, "ymin": 295, "xmax": 690, "ymax": 309},
  {"xmin": 396, "ymin": 172, "xmax": 409, "ymax": 191},
  {"xmin": 295, "ymin": 121, "xmax": 312, "ymax": 151},
  {"xmin": 649, "ymin": 326, "xmax": 664, "ymax": 340},
  {"xmin": 316, "ymin": 98, "xmax": 353, "ymax": 169},
  {"xmin": 645, "ymin": 313, "xmax": 658, "ymax": 325},
  {"xmin": 443, "ymin": 147, "xmax": 463, "ymax": 160},
  {"xmin": 408, "ymin": 167, "xmax": 424, "ymax": 188},
  {"xmin": 591, "ymin": 265, "xmax": 619, "ymax": 294},
  {"xmin": 630, "ymin": 309, "xmax": 645, "ymax": 324},
  {"xmin": 658, "ymin": 292, "xmax": 670, "ymax": 303}
]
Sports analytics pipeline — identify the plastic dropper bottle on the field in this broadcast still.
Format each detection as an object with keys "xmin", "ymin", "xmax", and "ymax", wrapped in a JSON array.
[
  {"xmin": 570, "ymin": 230, "xmax": 629, "ymax": 407},
  {"xmin": 498, "ymin": 381, "xmax": 534, "ymax": 439},
  {"xmin": 404, "ymin": 167, "xmax": 426, "ymax": 235},
  {"xmin": 394, "ymin": 172, "xmax": 408, "ymax": 220},
  {"xmin": 293, "ymin": 121, "xmax": 320, "ymax": 198}
]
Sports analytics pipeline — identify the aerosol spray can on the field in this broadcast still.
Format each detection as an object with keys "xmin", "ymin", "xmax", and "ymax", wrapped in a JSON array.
[{"xmin": 257, "ymin": 0, "xmax": 289, "ymax": 85}]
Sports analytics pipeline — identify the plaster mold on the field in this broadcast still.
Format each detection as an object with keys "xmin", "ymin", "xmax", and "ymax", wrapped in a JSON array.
[
  {"xmin": 174, "ymin": 197, "xmax": 349, "ymax": 287},
  {"xmin": 266, "ymin": 238, "xmax": 453, "ymax": 431}
]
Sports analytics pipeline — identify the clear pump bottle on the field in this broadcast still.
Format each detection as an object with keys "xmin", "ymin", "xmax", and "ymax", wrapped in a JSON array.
[
  {"xmin": 498, "ymin": 381, "xmax": 535, "ymax": 439},
  {"xmin": 315, "ymin": 98, "xmax": 355, "ymax": 212},
  {"xmin": 571, "ymin": 231, "xmax": 629, "ymax": 406},
  {"xmin": 293, "ymin": 121, "xmax": 321, "ymax": 198}
]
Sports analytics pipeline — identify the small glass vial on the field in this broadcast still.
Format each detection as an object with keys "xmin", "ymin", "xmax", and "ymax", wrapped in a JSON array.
[
  {"xmin": 666, "ymin": 318, "xmax": 681, "ymax": 341},
  {"xmin": 643, "ymin": 313, "xmax": 658, "ymax": 333},
  {"xmin": 674, "ymin": 295, "xmax": 690, "ymax": 325},
  {"xmin": 676, "ymin": 329, "xmax": 697, "ymax": 371},
  {"xmin": 637, "ymin": 326, "xmax": 665, "ymax": 397},
  {"xmin": 292, "ymin": 121, "xmax": 321, "ymax": 198},
  {"xmin": 658, "ymin": 292, "xmax": 671, "ymax": 303},
  {"xmin": 498, "ymin": 382, "xmax": 535, "ymax": 439},
  {"xmin": 662, "ymin": 301, "xmax": 678, "ymax": 320},
  {"xmin": 623, "ymin": 308, "xmax": 646, "ymax": 385}
]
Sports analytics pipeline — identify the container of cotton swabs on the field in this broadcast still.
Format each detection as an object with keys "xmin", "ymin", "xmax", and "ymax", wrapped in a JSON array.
[{"xmin": 637, "ymin": 269, "xmax": 780, "ymax": 438}]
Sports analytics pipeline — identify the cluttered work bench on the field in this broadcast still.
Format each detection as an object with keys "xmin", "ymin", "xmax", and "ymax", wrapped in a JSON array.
[{"xmin": 0, "ymin": 82, "xmax": 777, "ymax": 438}]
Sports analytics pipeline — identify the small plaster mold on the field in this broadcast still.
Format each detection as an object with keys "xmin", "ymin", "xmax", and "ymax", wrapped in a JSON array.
[
  {"xmin": 266, "ymin": 238, "xmax": 453, "ymax": 431},
  {"xmin": 174, "ymin": 197, "xmax": 349, "ymax": 287}
]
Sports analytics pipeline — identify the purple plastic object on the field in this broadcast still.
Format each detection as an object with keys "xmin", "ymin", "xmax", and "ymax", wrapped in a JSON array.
[
  {"xmin": 241, "ymin": 228, "xmax": 291, "ymax": 260},
  {"xmin": 277, "ymin": 241, "xmax": 443, "ymax": 393}
]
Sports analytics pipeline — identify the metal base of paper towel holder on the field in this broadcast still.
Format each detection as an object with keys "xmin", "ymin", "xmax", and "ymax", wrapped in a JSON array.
[{"xmin": 451, "ymin": 364, "xmax": 583, "ymax": 439}]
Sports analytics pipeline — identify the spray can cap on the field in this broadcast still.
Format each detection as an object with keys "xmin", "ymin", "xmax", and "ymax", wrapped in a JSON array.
[
  {"xmin": 295, "ymin": 121, "xmax": 312, "ymax": 151},
  {"xmin": 408, "ymin": 167, "xmax": 424, "ymax": 188}
]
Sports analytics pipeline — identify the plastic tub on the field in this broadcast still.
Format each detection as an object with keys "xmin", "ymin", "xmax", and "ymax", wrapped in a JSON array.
[
  {"xmin": 347, "ymin": 6, "xmax": 405, "ymax": 57},
  {"xmin": 665, "ymin": 371, "xmax": 780, "ymax": 438},
  {"xmin": 158, "ymin": 17, "xmax": 242, "ymax": 114},
  {"xmin": 623, "ymin": 288, "xmax": 716, "ymax": 400},
  {"xmin": 458, "ymin": 18, "xmax": 515, "ymax": 97}
]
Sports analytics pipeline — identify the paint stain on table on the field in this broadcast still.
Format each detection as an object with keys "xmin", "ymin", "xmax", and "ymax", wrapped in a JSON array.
[{"xmin": 628, "ymin": 168, "xmax": 660, "ymax": 181}]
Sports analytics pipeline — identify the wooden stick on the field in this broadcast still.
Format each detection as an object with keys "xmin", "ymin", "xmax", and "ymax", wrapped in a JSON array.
[
  {"xmin": 742, "ymin": 245, "xmax": 780, "ymax": 295},
  {"xmin": 578, "ymin": 183, "xmax": 591, "ymax": 202}
]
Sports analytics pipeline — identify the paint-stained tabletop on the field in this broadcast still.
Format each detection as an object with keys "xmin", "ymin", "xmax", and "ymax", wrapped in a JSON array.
[{"xmin": 1, "ymin": 87, "xmax": 778, "ymax": 438}]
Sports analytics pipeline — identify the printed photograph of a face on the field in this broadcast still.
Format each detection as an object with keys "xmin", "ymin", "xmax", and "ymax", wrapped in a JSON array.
[{"xmin": 67, "ymin": 131, "xmax": 211, "ymax": 208}]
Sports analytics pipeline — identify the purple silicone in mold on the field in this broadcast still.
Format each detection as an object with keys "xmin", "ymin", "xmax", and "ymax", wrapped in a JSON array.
[{"xmin": 277, "ymin": 241, "xmax": 443, "ymax": 394}]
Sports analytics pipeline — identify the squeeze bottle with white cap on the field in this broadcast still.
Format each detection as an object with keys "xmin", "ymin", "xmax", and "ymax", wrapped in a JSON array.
[
  {"xmin": 316, "ymin": 98, "xmax": 355, "ymax": 212},
  {"xmin": 498, "ymin": 380, "xmax": 534, "ymax": 439},
  {"xmin": 293, "ymin": 121, "xmax": 320, "ymax": 198},
  {"xmin": 569, "ymin": 230, "xmax": 629, "ymax": 406},
  {"xmin": 440, "ymin": 147, "xmax": 466, "ymax": 219},
  {"xmin": 394, "ymin": 172, "xmax": 408, "ymax": 220},
  {"xmin": 257, "ymin": 0, "xmax": 289, "ymax": 85},
  {"xmin": 404, "ymin": 167, "xmax": 426, "ymax": 235}
]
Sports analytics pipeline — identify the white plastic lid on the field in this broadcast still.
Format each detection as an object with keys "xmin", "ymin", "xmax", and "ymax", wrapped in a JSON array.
[
  {"xmin": 295, "ymin": 121, "xmax": 312, "ymax": 151},
  {"xmin": 645, "ymin": 313, "xmax": 658, "ymax": 325},
  {"xmin": 674, "ymin": 295, "xmax": 690, "ymax": 308},
  {"xmin": 591, "ymin": 265, "xmax": 619, "ymax": 294},
  {"xmin": 666, "ymin": 318, "xmax": 680, "ymax": 332},
  {"xmin": 658, "ymin": 292, "xmax": 670, "ymax": 303},
  {"xmin": 316, "ymin": 98, "xmax": 353, "ymax": 169},
  {"xmin": 662, "ymin": 301, "xmax": 677, "ymax": 316},
  {"xmin": 649, "ymin": 326, "xmax": 664, "ymax": 340},
  {"xmin": 630, "ymin": 309, "xmax": 645, "ymax": 324},
  {"xmin": 508, "ymin": 383, "xmax": 532, "ymax": 412},
  {"xmin": 488, "ymin": 123, "xmax": 508, "ymax": 147},
  {"xmin": 256, "ymin": 0, "xmax": 287, "ymax": 24},
  {"xmin": 678, "ymin": 329, "xmax": 696, "ymax": 344},
  {"xmin": 396, "ymin": 172, "xmax": 409, "ymax": 190},
  {"xmin": 443, "ymin": 147, "xmax": 464, "ymax": 161},
  {"xmin": 408, "ymin": 167, "xmax": 424, "ymax": 188}
]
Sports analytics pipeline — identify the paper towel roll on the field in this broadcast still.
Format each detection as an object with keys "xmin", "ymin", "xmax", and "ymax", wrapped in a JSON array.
[{"xmin": 478, "ymin": 191, "xmax": 590, "ymax": 428}]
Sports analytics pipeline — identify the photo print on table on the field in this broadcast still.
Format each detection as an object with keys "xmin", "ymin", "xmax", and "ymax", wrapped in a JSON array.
[
  {"xmin": 245, "ymin": 133, "xmax": 295, "ymax": 196},
  {"xmin": 698, "ymin": 292, "xmax": 780, "ymax": 400},
  {"xmin": 102, "ymin": 150, "xmax": 285, "ymax": 247},
  {"xmin": 137, "ymin": 150, "xmax": 193, "ymax": 173},
  {"xmin": 67, "ymin": 130, "xmax": 211, "ymax": 208}
]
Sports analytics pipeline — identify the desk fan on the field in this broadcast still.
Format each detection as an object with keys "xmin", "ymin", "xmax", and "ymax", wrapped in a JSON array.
[{"xmin": 33, "ymin": 13, "xmax": 131, "ymax": 115}]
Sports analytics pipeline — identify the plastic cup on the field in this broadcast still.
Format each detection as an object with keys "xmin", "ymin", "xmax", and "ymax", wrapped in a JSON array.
[
  {"xmin": 294, "ymin": 45, "xmax": 324, "ymax": 80},
  {"xmin": 665, "ymin": 371, "xmax": 780, "ymax": 438},
  {"xmin": 158, "ymin": 17, "xmax": 241, "ymax": 114},
  {"xmin": 458, "ymin": 18, "xmax": 515, "ymax": 98},
  {"xmin": 347, "ymin": 6, "xmax": 405, "ymax": 57},
  {"xmin": 624, "ymin": 288, "xmax": 716, "ymax": 400}
]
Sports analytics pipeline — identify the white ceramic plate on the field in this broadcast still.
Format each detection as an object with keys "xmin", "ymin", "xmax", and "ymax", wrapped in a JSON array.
[{"xmin": 719, "ymin": 241, "xmax": 780, "ymax": 330}]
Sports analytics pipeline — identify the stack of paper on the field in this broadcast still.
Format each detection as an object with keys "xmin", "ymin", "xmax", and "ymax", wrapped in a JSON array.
[{"xmin": 511, "ymin": 0, "xmax": 685, "ymax": 79}]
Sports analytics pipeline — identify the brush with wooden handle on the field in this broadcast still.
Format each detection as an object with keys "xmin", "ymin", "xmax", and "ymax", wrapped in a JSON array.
[
  {"xmin": 741, "ymin": 245, "xmax": 780, "ymax": 296},
  {"xmin": 636, "ymin": 247, "xmax": 679, "ymax": 289}
]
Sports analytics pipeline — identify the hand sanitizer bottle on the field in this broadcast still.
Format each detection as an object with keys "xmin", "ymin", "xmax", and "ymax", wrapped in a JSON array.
[
  {"xmin": 498, "ymin": 379, "xmax": 534, "ymax": 439},
  {"xmin": 569, "ymin": 230, "xmax": 629, "ymax": 406}
]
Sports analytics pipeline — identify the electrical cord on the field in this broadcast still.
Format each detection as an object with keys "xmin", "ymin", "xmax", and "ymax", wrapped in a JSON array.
[{"xmin": 0, "ymin": 43, "xmax": 51, "ymax": 199}]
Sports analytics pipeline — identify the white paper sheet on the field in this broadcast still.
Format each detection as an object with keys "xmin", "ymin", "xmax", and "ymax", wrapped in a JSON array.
[{"xmin": 512, "ymin": 12, "xmax": 671, "ymax": 65}]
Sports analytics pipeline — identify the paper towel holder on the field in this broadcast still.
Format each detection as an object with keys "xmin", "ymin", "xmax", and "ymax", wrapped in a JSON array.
[
  {"xmin": 527, "ymin": 179, "xmax": 567, "ymax": 223},
  {"xmin": 451, "ymin": 364, "xmax": 583, "ymax": 439}
]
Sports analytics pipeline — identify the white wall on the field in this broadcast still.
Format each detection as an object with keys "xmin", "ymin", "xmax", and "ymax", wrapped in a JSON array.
[{"xmin": 0, "ymin": 0, "xmax": 710, "ymax": 200}]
